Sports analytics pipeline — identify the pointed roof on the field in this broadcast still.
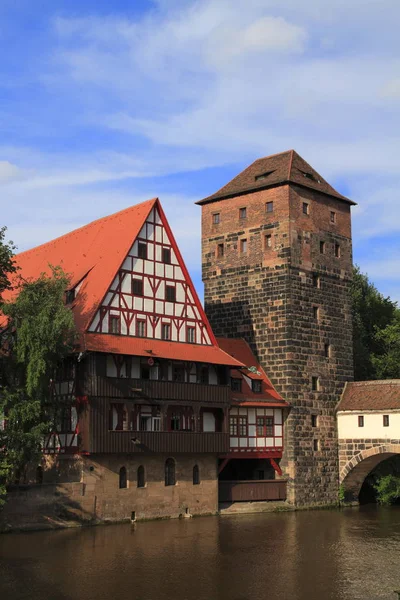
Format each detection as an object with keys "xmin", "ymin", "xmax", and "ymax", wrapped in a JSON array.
[
  {"xmin": 2, "ymin": 199, "xmax": 244, "ymax": 367},
  {"xmin": 217, "ymin": 337, "xmax": 289, "ymax": 406},
  {"xmin": 197, "ymin": 150, "xmax": 356, "ymax": 206}
]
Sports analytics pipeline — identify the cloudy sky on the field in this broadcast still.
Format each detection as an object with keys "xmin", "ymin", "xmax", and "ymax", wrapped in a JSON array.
[{"xmin": 1, "ymin": 0, "xmax": 400, "ymax": 300}]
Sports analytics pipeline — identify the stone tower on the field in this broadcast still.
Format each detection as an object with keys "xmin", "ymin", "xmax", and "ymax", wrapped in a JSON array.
[{"xmin": 198, "ymin": 150, "xmax": 355, "ymax": 505}]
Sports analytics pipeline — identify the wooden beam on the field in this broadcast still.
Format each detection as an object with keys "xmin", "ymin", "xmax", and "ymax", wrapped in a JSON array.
[
  {"xmin": 270, "ymin": 458, "xmax": 282, "ymax": 476},
  {"xmin": 218, "ymin": 457, "xmax": 230, "ymax": 475}
]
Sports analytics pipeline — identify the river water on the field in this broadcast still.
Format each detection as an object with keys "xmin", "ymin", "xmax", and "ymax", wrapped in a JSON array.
[{"xmin": 1, "ymin": 507, "xmax": 400, "ymax": 600}]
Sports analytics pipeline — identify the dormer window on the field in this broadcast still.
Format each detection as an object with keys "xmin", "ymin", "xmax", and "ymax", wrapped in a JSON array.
[
  {"xmin": 65, "ymin": 289, "xmax": 75, "ymax": 304},
  {"xmin": 300, "ymin": 170, "xmax": 321, "ymax": 183},
  {"xmin": 255, "ymin": 171, "xmax": 274, "ymax": 182},
  {"xmin": 252, "ymin": 380, "xmax": 262, "ymax": 393}
]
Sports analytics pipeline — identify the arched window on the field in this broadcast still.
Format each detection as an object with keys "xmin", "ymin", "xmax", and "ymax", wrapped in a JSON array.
[
  {"xmin": 137, "ymin": 465, "xmax": 145, "ymax": 488},
  {"xmin": 193, "ymin": 464, "xmax": 200, "ymax": 485},
  {"xmin": 165, "ymin": 458, "xmax": 176, "ymax": 486},
  {"xmin": 119, "ymin": 466, "xmax": 127, "ymax": 489}
]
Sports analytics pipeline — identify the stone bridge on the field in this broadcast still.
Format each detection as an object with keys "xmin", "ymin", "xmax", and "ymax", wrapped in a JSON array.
[{"xmin": 339, "ymin": 438, "xmax": 400, "ymax": 501}]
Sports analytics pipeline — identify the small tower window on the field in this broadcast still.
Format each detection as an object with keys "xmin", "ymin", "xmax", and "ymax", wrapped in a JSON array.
[
  {"xmin": 330, "ymin": 211, "xmax": 336, "ymax": 224},
  {"xmin": 335, "ymin": 243, "xmax": 341, "ymax": 258},
  {"xmin": 324, "ymin": 343, "xmax": 331, "ymax": 358},
  {"xmin": 312, "ymin": 274, "xmax": 321, "ymax": 288},
  {"xmin": 302, "ymin": 202, "xmax": 310, "ymax": 215},
  {"xmin": 217, "ymin": 243, "xmax": 224, "ymax": 258},
  {"xmin": 239, "ymin": 207, "xmax": 247, "ymax": 220},
  {"xmin": 166, "ymin": 285, "xmax": 176, "ymax": 302},
  {"xmin": 240, "ymin": 239, "xmax": 247, "ymax": 254},
  {"xmin": 193, "ymin": 465, "xmax": 200, "ymax": 485},
  {"xmin": 212, "ymin": 213, "xmax": 220, "ymax": 224},
  {"xmin": 313, "ymin": 439, "xmax": 320, "ymax": 451},
  {"xmin": 132, "ymin": 278, "xmax": 144, "ymax": 296},
  {"xmin": 165, "ymin": 458, "xmax": 176, "ymax": 486},
  {"xmin": 109, "ymin": 315, "xmax": 121, "ymax": 334},
  {"xmin": 266, "ymin": 201, "xmax": 274, "ymax": 213},
  {"xmin": 265, "ymin": 234, "xmax": 272, "ymax": 249},
  {"xmin": 162, "ymin": 247, "xmax": 171, "ymax": 264},
  {"xmin": 311, "ymin": 376, "xmax": 320, "ymax": 392},
  {"xmin": 138, "ymin": 242, "xmax": 147, "ymax": 259},
  {"xmin": 320, "ymin": 241, "xmax": 326, "ymax": 254},
  {"xmin": 119, "ymin": 466, "xmax": 127, "ymax": 489},
  {"xmin": 383, "ymin": 415, "xmax": 390, "ymax": 427},
  {"xmin": 311, "ymin": 414, "xmax": 318, "ymax": 428},
  {"xmin": 161, "ymin": 323, "xmax": 171, "ymax": 340},
  {"xmin": 358, "ymin": 415, "xmax": 364, "ymax": 427},
  {"xmin": 137, "ymin": 465, "xmax": 145, "ymax": 488},
  {"xmin": 313, "ymin": 306, "xmax": 320, "ymax": 321}
]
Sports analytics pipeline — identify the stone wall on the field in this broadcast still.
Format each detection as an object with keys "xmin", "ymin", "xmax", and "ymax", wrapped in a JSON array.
[
  {"xmin": 339, "ymin": 438, "xmax": 400, "ymax": 474},
  {"xmin": 201, "ymin": 183, "xmax": 354, "ymax": 506},
  {"xmin": 0, "ymin": 454, "xmax": 218, "ymax": 531}
]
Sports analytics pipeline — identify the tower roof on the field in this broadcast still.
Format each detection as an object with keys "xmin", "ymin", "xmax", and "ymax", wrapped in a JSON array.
[{"xmin": 197, "ymin": 150, "xmax": 356, "ymax": 206}]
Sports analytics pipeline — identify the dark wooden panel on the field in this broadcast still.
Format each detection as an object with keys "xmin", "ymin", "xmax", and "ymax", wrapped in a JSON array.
[
  {"xmin": 218, "ymin": 480, "xmax": 287, "ymax": 502},
  {"xmin": 88, "ymin": 376, "xmax": 230, "ymax": 404}
]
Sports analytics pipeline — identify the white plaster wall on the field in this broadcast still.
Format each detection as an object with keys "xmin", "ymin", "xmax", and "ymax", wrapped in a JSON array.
[{"xmin": 338, "ymin": 411, "xmax": 400, "ymax": 439}]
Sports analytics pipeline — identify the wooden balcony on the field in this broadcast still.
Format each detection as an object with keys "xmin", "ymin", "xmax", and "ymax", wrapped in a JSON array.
[
  {"xmin": 218, "ymin": 479, "xmax": 287, "ymax": 502},
  {"xmin": 87, "ymin": 376, "xmax": 231, "ymax": 405},
  {"xmin": 90, "ymin": 430, "xmax": 229, "ymax": 454}
]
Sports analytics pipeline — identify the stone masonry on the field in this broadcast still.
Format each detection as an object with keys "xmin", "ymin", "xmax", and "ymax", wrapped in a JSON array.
[{"xmin": 201, "ymin": 179, "xmax": 354, "ymax": 505}]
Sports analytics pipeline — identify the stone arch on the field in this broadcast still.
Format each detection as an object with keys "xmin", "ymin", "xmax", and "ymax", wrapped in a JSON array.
[{"xmin": 340, "ymin": 444, "xmax": 400, "ymax": 502}]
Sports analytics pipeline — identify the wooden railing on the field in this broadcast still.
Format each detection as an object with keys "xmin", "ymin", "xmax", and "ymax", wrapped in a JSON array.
[
  {"xmin": 218, "ymin": 480, "xmax": 287, "ymax": 502},
  {"xmin": 87, "ymin": 376, "xmax": 231, "ymax": 404},
  {"xmin": 90, "ymin": 430, "xmax": 229, "ymax": 454}
]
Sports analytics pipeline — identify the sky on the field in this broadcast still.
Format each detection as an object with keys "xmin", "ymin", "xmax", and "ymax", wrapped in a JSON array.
[{"xmin": 1, "ymin": 0, "xmax": 400, "ymax": 301}]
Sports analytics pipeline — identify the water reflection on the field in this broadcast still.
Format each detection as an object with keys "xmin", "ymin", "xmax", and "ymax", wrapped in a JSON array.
[{"xmin": 0, "ymin": 506, "xmax": 399, "ymax": 600}]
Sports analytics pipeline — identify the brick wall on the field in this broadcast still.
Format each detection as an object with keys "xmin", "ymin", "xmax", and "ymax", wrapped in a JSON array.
[{"xmin": 201, "ymin": 183, "xmax": 354, "ymax": 506}]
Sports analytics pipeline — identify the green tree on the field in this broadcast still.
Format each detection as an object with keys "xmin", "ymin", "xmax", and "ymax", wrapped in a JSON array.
[
  {"xmin": 0, "ymin": 266, "xmax": 76, "ymax": 506},
  {"xmin": 0, "ymin": 226, "xmax": 17, "ymax": 298},
  {"xmin": 374, "ymin": 474, "xmax": 400, "ymax": 505},
  {"xmin": 352, "ymin": 266, "xmax": 398, "ymax": 380}
]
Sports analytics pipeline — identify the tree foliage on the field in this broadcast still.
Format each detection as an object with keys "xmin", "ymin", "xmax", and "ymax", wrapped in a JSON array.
[
  {"xmin": 0, "ymin": 226, "xmax": 17, "ymax": 298},
  {"xmin": 0, "ymin": 264, "xmax": 76, "ymax": 505},
  {"xmin": 374, "ymin": 474, "xmax": 400, "ymax": 506},
  {"xmin": 352, "ymin": 266, "xmax": 400, "ymax": 380}
]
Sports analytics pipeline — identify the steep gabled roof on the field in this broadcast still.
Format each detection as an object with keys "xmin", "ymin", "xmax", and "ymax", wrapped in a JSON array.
[
  {"xmin": 217, "ymin": 337, "xmax": 288, "ymax": 406},
  {"xmin": 2, "ymin": 199, "xmax": 158, "ymax": 332},
  {"xmin": 197, "ymin": 150, "xmax": 355, "ymax": 206},
  {"xmin": 337, "ymin": 380, "xmax": 400, "ymax": 412}
]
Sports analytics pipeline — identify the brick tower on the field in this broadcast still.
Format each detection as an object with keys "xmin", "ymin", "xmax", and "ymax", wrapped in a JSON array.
[{"xmin": 198, "ymin": 150, "xmax": 355, "ymax": 505}]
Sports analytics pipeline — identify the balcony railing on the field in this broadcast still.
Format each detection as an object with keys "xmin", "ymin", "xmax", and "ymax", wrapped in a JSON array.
[
  {"xmin": 89, "ymin": 430, "xmax": 229, "ymax": 454},
  {"xmin": 87, "ymin": 376, "xmax": 231, "ymax": 404},
  {"xmin": 218, "ymin": 480, "xmax": 287, "ymax": 502}
]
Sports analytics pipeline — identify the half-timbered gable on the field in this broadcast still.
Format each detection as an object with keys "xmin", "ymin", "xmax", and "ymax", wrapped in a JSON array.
[{"xmin": 88, "ymin": 202, "xmax": 213, "ymax": 346}]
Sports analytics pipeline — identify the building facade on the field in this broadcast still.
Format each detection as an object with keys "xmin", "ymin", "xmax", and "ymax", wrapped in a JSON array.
[{"xmin": 198, "ymin": 150, "xmax": 355, "ymax": 505}]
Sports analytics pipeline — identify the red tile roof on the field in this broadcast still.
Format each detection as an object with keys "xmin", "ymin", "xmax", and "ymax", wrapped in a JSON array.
[
  {"xmin": 83, "ymin": 333, "xmax": 244, "ymax": 367},
  {"xmin": 217, "ymin": 337, "xmax": 288, "ymax": 405},
  {"xmin": 197, "ymin": 150, "xmax": 355, "ymax": 206},
  {"xmin": 337, "ymin": 380, "xmax": 400, "ymax": 411}
]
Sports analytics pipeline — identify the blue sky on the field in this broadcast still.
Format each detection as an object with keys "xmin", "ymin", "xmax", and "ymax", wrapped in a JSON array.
[{"xmin": 1, "ymin": 0, "xmax": 400, "ymax": 301}]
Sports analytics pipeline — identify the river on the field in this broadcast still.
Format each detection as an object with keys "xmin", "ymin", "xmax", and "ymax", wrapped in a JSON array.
[{"xmin": 1, "ymin": 506, "xmax": 400, "ymax": 600}]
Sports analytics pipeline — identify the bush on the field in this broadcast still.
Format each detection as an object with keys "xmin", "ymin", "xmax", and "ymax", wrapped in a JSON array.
[{"xmin": 374, "ymin": 474, "xmax": 400, "ymax": 505}]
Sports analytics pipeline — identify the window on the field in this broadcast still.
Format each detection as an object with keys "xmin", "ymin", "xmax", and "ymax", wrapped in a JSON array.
[
  {"xmin": 256, "ymin": 416, "xmax": 273, "ymax": 437},
  {"xmin": 141, "ymin": 364, "xmax": 150, "ymax": 379},
  {"xmin": 239, "ymin": 207, "xmax": 247, "ymax": 219},
  {"xmin": 161, "ymin": 323, "xmax": 171, "ymax": 340},
  {"xmin": 173, "ymin": 364, "xmax": 185, "ymax": 382},
  {"xmin": 187, "ymin": 327, "xmax": 196, "ymax": 344},
  {"xmin": 198, "ymin": 366, "xmax": 209, "ymax": 384},
  {"xmin": 193, "ymin": 464, "xmax": 200, "ymax": 485},
  {"xmin": 137, "ymin": 465, "xmax": 145, "ymax": 488},
  {"xmin": 252, "ymin": 380, "xmax": 262, "ymax": 393},
  {"xmin": 132, "ymin": 278, "xmax": 144, "ymax": 296},
  {"xmin": 65, "ymin": 289, "xmax": 75, "ymax": 304},
  {"xmin": 302, "ymin": 202, "xmax": 309, "ymax": 215},
  {"xmin": 217, "ymin": 243, "xmax": 224, "ymax": 258},
  {"xmin": 166, "ymin": 285, "xmax": 176, "ymax": 302},
  {"xmin": 358, "ymin": 415, "xmax": 364, "ymax": 428},
  {"xmin": 266, "ymin": 201, "xmax": 274, "ymax": 213},
  {"xmin": 238, "ymin": 416, "xmax": 248, "ymax": 437},
  {"xmin": 311, "ymin": 376, "xmax": 320, "ymax": 391},
  {"xmin": 165, "ymin": 458, "xmax": 176, "ymax": 486},
  {"xmin": 313, "ymin": 439, "xmax": 320, "ymax": 451},
  {"xmin": 212, "ymin": 213, "xmax": 220, "ymax": 224},
  {"xmin": 335, "ymin": 243, "xmax": 341, "ymax": 258},
  {"xmin": 109, "ymin": 315, "xmax": 121, "ymax": 334},
  {"xmin": 330, "ymin": 211, "xmax": 336, "ymax": 224},
  {"xmin": 240, "ymin": 239, "xmax": 247, "ymax": 253},
  {"xmin": 136, "ymin": 319, "xmax": 146, "ymax": 338},
  {"xmin": 313, "ymin": 306, "xmax": 320, "ymax": 320},
  {"xmin": 324, "ymin": 343, "xmax": 330, "ymax": 358},
  {"xmin": 230, "ymin": 416, "xmax": 238, "ymax": 436},
  {"xmin": 138, "ymin": 242, "xmax": 147, "ymax": 259},
  {"xmin": 231, "ymin": 378, "xmax": 242, "ymax": 392},
  {"xmin": 311, "ymin": 414, "xmax": 318, "ymax": 428},
  {"xmin": 119, "ymin": 466, "xmax": 127, "ymax": 489},
  {"xmin": 265, "ymin": 234, "xmax": 272, "ymax": 249},
  {"xmin": 162, "ymin": 247, "xmax": 171, "ymax": 264},
  {"xmin": 320, "ymin": 241, "xmax": 325, "ymax": 254},
  {"xmin": 312, "ymin": 274, "xmax": 321, "ymax": 288},
  {"xmin": 383, "ymin": 415, "xmax": 390, "ymax": 427}
]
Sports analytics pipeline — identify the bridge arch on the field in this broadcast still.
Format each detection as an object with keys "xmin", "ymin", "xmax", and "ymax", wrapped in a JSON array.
[{"xmin": 340, "ymin": 444, "xmax": 400, "ymax": 502}]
